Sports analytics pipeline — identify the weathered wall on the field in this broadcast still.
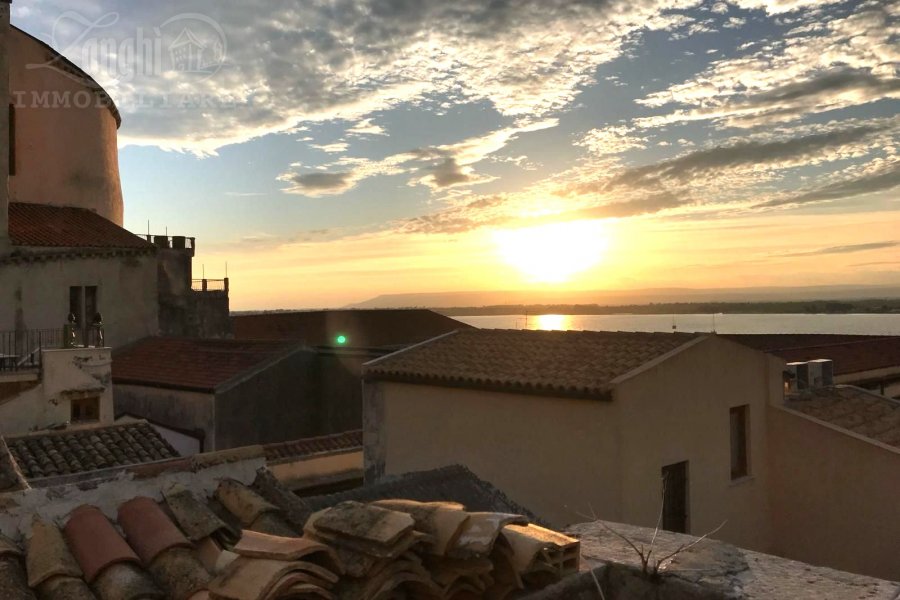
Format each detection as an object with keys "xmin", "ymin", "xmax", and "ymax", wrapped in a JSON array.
[
  {"xmin": 113, "ymin": 384, "xmax": 215, "ymax": 449},
  {"xmin": 8, "ymin": 28, "xmax": 123, "ymax": 224},
  {"xmin": 367, "ymin": 381, "xmax": 620, "ymax": 527},
  {"xmin": 214, "ymin": 348, "xmax": 319, "ymax": 449},
  {"xmin": 314, "ymin": 350, "xmax": 384, "ymax": 434},
  {"xmin": 193, "ymin": 292, "xmax": 231, "ymax": 338},
  {"xmin": 0, "ymin": 2, "xmax": 10, "ymax": 247},
  {"xmin": 767, "ymin": 405, "xmax": 900, "ymax": 580},
  {"xmin": 0, "ymin": 253, "xmax": 158, "ymax": 348},
  {"xmin": 614, "ymin": 336, "xmax": 780, "ymax": 553},
  {"xmin": 0, "ymin": 347, "xmax": 113, "ymax": 435}
]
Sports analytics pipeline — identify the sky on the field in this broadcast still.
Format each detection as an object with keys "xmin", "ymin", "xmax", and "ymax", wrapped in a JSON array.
[{"xmin": 12, "ymin": 0, "xmax": 900, "ymax": 309}]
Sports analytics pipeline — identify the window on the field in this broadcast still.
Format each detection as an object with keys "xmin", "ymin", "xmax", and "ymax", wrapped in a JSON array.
[
  {"xmin": 71, "ymin": 396, "xmax": 100, "ymax": 423},
  {"xmin": 730, "ymin": 405, "xmax": 749, "ymax": 480},
  {"xmin": 69, "ymin": 286, "xmax": 101, "ymax": 345},
  {"xmin": 8, "ymin": 104, "xmax": 15, "ymax": 176}
]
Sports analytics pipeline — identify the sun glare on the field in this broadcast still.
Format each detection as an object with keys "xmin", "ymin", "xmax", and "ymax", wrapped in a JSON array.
[{"xmin": 493, "ymin": 220, "xmax": 609, "ymax": 284}]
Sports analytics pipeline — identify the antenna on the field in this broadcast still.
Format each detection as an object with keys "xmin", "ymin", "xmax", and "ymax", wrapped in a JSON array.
[
  {"xmin": 202, "ymin": 264, "xmax": 205, "ymax": 279},
  {"xmin": 225, "ymin": 262, "xmax": 228, "ymax": 278}
]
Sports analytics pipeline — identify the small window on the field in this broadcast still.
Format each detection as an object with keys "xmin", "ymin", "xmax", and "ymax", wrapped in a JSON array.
[
  {"xmin": 71, "ymin": 396, "xmax": 100, "ymax": 423},
  {"xmin": 730, "ymin": 405, "xmax": 749, "ymax": 480}
]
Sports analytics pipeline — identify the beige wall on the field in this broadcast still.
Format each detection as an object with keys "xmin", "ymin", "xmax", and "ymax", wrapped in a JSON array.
[
  {"xmin": 0, "ymin": 347, "xmax": 113, "ymax": 435},
  {"xmin": 8, "ymin": 28, "xmax": 123, "ymax": 224},
  {"xmin": 0, "ymin": 253, "xmax": 158, "ymax": 348},
  {"xmin": 370, "ymin": 381, "xmax": 621, "ymax": 527},
  {"xmin": 768, "ymin": 406, "xmax": 900, "ymax": 581},
  {"xmin": 614, "ymin": 336, "xmax": 780, "ymax": 553}
]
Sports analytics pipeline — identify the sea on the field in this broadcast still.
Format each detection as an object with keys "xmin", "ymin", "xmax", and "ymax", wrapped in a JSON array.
[{"xmin": 455, "ymin": 313, "xmax": 900, "ymax": 336}]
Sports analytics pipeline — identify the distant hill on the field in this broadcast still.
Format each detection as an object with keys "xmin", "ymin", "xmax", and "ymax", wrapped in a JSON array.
[{"xmin": 348, "ymin": 284, "xmax": 900, "ymax": 310}]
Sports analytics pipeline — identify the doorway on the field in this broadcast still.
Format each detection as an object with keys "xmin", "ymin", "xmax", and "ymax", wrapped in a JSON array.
[{"xmin": 661, "ymin": 461, "xmax": 689, "ymax": 533}]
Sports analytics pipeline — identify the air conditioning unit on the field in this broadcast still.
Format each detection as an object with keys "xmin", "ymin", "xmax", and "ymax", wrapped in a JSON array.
[
  {"xmin": 786, "ymin": 362, "xmax": 810, "ymax": 392},
  {"xmin": 807, "ymin": 359, "xmax": 834, "ymax": 387}
]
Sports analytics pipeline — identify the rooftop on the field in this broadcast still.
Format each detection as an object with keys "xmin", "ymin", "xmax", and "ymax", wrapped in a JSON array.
[
  {"xmin": 785, "ymin": 385, "xmax": 900, "ymax": 449},
  {"xmin": 261, "ymin": 464, "xmax": 541, "ymax": 527},
  {"xmin": 7, "ymin": 203, "xmax": 152, "ymax": 250},
  {"xmin": 558, "ymin": 519, "xmax": 899, "ymax": 599},
  {"xmin": 364, "ymin": 329, "xmax": 702, "ymax": 400},
  {"xmin": 112, "ymin": 337, "xmax": 301, "ymax": 393},
  {"xmin": 232, "ymin": 309, "xmax": 473, "ymax": 348},
  {"xmin": 0, "ymin": 446, "xmax": 577, "ymax": 599},
  {"xmin": 263, "ymin": 430, "xmax": 363, "ymax": 463},
  {"xmin": 0, "ymin": 421, "xmax": 179, "ymax": 491},
  {"xmin": 724, "ymin": 334, "xmax": 900, "ymax": 376}
]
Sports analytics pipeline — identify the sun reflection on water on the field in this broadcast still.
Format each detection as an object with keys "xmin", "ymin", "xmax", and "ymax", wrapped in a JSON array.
[{"xmin": 530, "ymin": 314, "xmax": 571, "ymax": 331}]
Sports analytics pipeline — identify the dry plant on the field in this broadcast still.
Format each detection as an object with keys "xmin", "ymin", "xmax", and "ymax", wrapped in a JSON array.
[{"xmin": 576, "ymin": 473, "xmax": 726, "ymax": 596}]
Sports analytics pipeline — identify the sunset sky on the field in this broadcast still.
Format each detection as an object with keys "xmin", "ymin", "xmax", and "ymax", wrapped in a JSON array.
[{"xmin": 13, "ymin": 0, "xmax": 900, "ymax": 309}]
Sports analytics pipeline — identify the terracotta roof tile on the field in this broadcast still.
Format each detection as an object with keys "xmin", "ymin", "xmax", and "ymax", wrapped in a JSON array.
[
  {"xmin": 117, "ymin": 497, "xmax": 192, "ymax": 565},
  {"xmin": 5, "ymin": 422, "xmax": 179, "ymax": 480},
  {"xmin": 8, "ymin": 203, "xmax": 153, "ymax": 250},
  {"xmin": 263, "ymin": 431, "xmax": 362, "ymax": 462},
  {"xmin": 63, "ymin": 505, "xmax": 141, "ymax": 583},
  {"xmin": 786, "ymin": 386, "xmax": 900, "ymax": 448},
  {"xmin": 773, "ymin": 337, "xmax": 900, "ymax": 376},
  {"xmin": 232, "ymin": 309, "xmax": 472, "ymax": 348},
  {"xmin": 112, "ymin": 337, "xmax": 300, "ymax": 392},
  {"xmin": 363, "ymin": 329, "xmax": 701, "ymax": 399},
  {"xmin": 723, "ymin": 334, "xmax": 900, "ymax": 376}
]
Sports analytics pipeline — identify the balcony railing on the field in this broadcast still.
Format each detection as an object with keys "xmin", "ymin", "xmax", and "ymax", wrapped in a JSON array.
[
  {"xmin": 0, "ymin": 327, "xmax": 106, "ymax": 372},
  {"xmin": 192, "ymin": 278, "xmax": 229, "ymax": 293}
]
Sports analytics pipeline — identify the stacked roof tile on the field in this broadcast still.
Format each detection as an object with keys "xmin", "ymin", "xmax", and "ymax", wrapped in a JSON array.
[
  {"xmin": 364, "ymin": 329, "xmax": 701, "ymax": 399},
  {"xmin": 0, "ymin": 452, "xmax": 578, "ymax": 599},
  {"xmin": 232, "ymin": 309, "xmax": 472, "ymax": 348},
  {"xmin": 113, "ymin": 337, "xmax": 300, "ymax": 392},
  {"xmin": 786, "ymin": 385, "xmax": 900, "ymax": 448},
  {"xmin": 5, "ymin": 421, "xmax": 179, "ymax": 480},
  {"xmin": 7, "ymin": 203, "xmax": 152, "ymax": 250}
]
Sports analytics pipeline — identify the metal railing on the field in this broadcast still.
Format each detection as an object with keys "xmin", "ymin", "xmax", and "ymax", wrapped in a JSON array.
[
  {"xmin": 0, "ymin": 327, "xmax": 106, "ymax": 372},
  {"xmin": 192, "ymin": 278, "xmax": 229, "ymax": 293}
]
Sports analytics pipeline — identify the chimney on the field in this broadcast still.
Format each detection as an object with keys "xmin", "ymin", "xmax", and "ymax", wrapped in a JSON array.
[{"xmin": 0, "ymin": 0, "xmax": 10, "ymax": 251}]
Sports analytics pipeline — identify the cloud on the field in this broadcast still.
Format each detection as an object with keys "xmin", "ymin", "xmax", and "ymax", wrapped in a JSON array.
[
  {"xmin": 758, "ymin": 161, "xmax": 900, "ymax": 207},
  {"xmin": 17, "ymin": 0, "xmax": 705, "ymax": 152},
  {"xmin": 597, "ymin": 121, "xmax": 891, "ymax": 191},
  {"xmin": 282, "ymin": 171, "xmax": 356, "ymax": 196},
  {"xmin": 730, "ymin": 0, "xmax": 844, "ymax": 14},
  {"xmin": 780, "ymin": 240, "xmax": 898, "ymax": 257},
  {"xmin": 279, "ymin": 120, "xmax": 557, "ymax": 195},
  {"xmin": 637, "ymin": 4, "xmax": 900, "ymax": 129}
]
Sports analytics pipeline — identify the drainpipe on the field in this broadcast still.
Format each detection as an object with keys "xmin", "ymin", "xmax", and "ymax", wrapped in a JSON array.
[{"xmin": 0, "ymin": 0, "xmax": 10, "ymax": 252}]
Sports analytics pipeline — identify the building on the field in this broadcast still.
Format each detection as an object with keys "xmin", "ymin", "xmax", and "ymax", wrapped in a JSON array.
[
  {"xmin": 0, "ymin": 437, "xmax": 893, "ymax": 600},
  {"xmin": 111, "ymin": 337, "xmax": 326, "ymax": 452},
  {"xmin": 0, "ymin": 443, "xmax": 582, "ymax": 600},
  {"xmin": 232, "ymin": 309, "xmax": 473, "ymax": 435},
  {"xmin": 725, "ymin": 334, "xmax": 900, "ymax": 398},
  {"xmin": 362, "ymin": 329, "xmax": 900, "ymax": 580},
  {"xmin": 0, "ymin": 7, "xmax": 230, "ymax": 444},
  {"xmin": 363, "ymin": 330, "xmax": 780, "ymax": 546}
]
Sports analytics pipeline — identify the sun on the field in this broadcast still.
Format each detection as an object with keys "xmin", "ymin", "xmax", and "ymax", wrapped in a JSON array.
[{"xmin": 493, "ymin": 219, "xmax": 609, "ymax": 284}]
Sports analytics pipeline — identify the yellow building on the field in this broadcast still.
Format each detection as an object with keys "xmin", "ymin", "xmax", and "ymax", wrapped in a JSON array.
[{"xmin": 362, "ymin": 329, "xmax": 900, "ymax": 581}]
